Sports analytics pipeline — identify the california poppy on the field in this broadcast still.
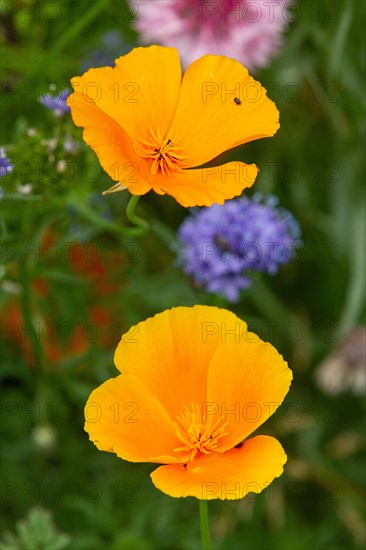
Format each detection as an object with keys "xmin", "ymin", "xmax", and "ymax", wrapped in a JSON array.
[
  {"xmin": 85, "ymin": 305, "xmax": 292, "ymax": 499},
  {"xmin": 68, "ymin": 46, "xmax": 279, "ymax": 207}
]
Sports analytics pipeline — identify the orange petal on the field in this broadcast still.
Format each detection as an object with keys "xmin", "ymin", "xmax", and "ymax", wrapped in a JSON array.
[
  {"xmin": 151, "ymin": 435, "xmax": 287, "ymax": 499},
  {"xmin": 70, "ymin": 46, "xmax": 182, "ymax": 144},
  {"xmin": 207, "ymin": 334, "xmax": 292, "ymax": 451},
  {"xmin": 169, "ymin": 54, "xmax": 279, "ymax": 168},
  {"xmin": 84, "ymin": 375, "xmax": 190, "ymax": 464},
  {"xmin": 114, "ymin": 305, "xmax": 242, "ymax": 421},
  {"xmin": 67, "ymin": 92, "xmax": 151, "ymax": 194},
  {"xmin": 151, "ymin": 161, "xmax": 258, "ymax": 207}
]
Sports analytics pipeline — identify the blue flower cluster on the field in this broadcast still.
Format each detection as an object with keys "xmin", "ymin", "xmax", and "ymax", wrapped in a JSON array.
[
  {"xmin": 39, "ymin": 89, "xmax": 70, "ymax": 115},
  {"xmin": 0, "ymin": 148, "xmax": 13, "ymax": 178},
  {"xmin": 176, "ymin": 195, "xmax": 302, "ymax": 302}
]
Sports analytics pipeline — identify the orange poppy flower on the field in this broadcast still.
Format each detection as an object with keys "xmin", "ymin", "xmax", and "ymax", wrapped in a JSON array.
[
  {"xmin": 68, "ymin": 46, "xmax": 279, "ymax": 207},
  {"xmin": 84, "ymin": 305, "xmax": 292, "ymax": 499}
]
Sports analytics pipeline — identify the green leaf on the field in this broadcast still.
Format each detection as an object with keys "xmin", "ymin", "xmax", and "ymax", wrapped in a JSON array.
[{"xmin": 0, "ymin": 507, "xmax": 71, "ymax": 550}]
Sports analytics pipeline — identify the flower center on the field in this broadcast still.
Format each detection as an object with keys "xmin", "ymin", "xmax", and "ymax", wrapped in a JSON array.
[
  {"xmin": 174, "ymin": 403, "xmax": 229, "ymax": 461},
  {"xmin": 133, "ymin": 127, "xmax": 186, "ymax": 176}
]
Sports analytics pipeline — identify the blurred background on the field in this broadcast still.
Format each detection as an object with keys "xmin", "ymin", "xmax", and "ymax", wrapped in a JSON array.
[{"xmin": 1, "ymin": 1, "xmax": 365, "ymax": 548}]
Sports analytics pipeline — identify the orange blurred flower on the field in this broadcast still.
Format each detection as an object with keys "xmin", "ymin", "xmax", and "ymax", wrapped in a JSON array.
[
  {"xmin": 85, "ymin": 306, "xmax": 292, "ymax": 499},
  {"xmin": 2, "ymin": 300, "xmax": 88, "ymax": 367},
  {"xmin": 68, "ymin": 46, "xmax": 279, "ymax": 207},
  {"xmin": 2, "ymin": 229, "xmax": 127, "ymax": 368}
]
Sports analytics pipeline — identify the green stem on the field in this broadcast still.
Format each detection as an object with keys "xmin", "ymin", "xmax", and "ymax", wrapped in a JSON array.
[
  {"xmin": 125, "ymin": 195, "xmax": 149, "ymax": 236},
  {"xmin": 61, "ymin": 195, "xmax": 149, "ymax": 238},
  {"xmin": 19, "ymin": 204, "xmax": 44, "ymax": 371},
  {"xmin": 199, "ymin": 500, "xmax": 212, "ymax": 550},
  {"xmin": 338, "ymin": 197, "xmax": 365, "ymax": 337}
]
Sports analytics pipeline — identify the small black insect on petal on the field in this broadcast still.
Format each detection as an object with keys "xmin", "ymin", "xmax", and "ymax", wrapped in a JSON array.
[{"xmin": 234, "ymin": 97, "xmax": 241, "ymax": 105}]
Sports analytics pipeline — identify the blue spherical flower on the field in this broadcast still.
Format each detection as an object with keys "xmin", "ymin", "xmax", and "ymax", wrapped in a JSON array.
[
  {"xmin": 176, "ymin": 194, "xmax": 302, "ymax": 303},
  {"xmin": 0, "ymin": 148, "xmax": 13, "ymax": 178},
  {"xmin": 39, "ymin": 89, "xmax": 70, "ymax": 115}
]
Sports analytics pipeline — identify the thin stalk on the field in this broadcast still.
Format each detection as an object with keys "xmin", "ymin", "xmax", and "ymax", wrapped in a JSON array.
[
  {"xmin": 199, "ymin": 500, "xmax": 212, "ymax": 550},
  {"xmin": 125, "ymin": 195, "xmax": 149, "ymax": 236},
  {"xmin": 19, "ymin": 204, "xmax": 44, "ymax": 371}
]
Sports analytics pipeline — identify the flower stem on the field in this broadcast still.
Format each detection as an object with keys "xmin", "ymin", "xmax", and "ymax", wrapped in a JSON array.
[
  {"xmin": 199, "ymin": 500, "xmax": 212, "ymax": 550},
  {"xmin": 61, "ymin": 194, "xmax": 149, "ymax": 238},
  {"xmin": 125, "ymin": 195, "xmax": 149, "ymax": 236},
  {"xmin": 19, "ymin": 203, "xmax": 45, "ymax": 371}
]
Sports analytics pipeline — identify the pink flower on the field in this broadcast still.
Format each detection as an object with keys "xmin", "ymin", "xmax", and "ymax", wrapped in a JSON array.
[{"xmin": 130, "ymin": 0, "xmax": 292, "ymax": 70}]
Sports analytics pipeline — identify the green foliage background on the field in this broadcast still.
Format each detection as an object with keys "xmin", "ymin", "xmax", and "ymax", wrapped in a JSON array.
[{"xmin": 1, "ymin": 1, "xmax": 365, "ymax": 548}]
